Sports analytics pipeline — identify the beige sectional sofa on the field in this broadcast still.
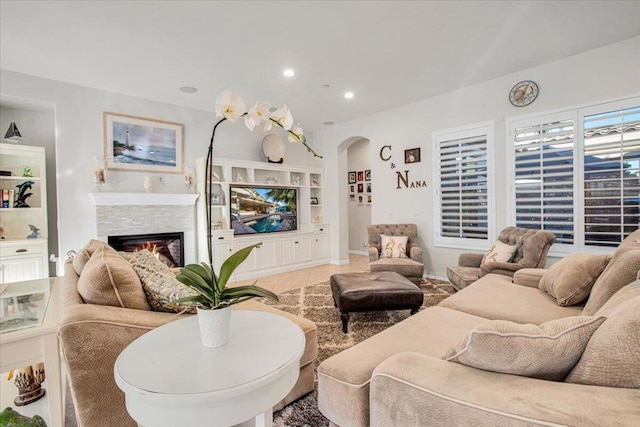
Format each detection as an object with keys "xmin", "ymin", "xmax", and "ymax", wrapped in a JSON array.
[
  {"xmin": 59, "ymin": 249, "xmax": 318, "ymax": 427},
  {"xmin": 318, "ymin": 229, "xmax": 640, "ymax": 426}
]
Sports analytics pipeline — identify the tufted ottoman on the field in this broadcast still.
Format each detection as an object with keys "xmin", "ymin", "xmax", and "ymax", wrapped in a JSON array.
[{"xmin": 330, "ymin": 271, "xmax": 424, "ymax": 333}]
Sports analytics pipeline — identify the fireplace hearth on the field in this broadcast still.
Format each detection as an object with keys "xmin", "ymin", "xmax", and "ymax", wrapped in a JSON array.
[{"xmin": 109, "ymin": 232, "xmax": 184, "ymax": 267}]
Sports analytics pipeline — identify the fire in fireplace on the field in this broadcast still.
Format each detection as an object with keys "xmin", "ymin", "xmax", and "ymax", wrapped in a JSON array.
[{"xmin": 108, "ymin": 232, "xmax": 184, "ymax": 267}]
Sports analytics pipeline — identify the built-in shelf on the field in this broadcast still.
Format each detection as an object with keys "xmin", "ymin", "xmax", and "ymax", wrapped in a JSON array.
[{"xmin": 90, "ymin": 192, "xmax": 199, "ymax": 206}]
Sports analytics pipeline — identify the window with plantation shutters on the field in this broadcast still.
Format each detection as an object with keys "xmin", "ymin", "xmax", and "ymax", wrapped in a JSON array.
[
  {"xmin": 512, "ymin": 115, "xmax": 576, "ymax": 247},
  {"xmin": 433, "ymin": 122, "xmax": 494, "ymax": 249},
  {"xmin": 582, "ymin": 105, "xmax": 640, "ymax": 248},
  {"xmin": 508, "ymin": 96, "xmax": 639, "ymax": 254}
]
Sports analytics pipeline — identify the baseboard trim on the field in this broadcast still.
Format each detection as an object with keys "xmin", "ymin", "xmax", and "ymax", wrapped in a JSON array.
[
  {"xmin": 330, "ymin": 258, "xmax": 351, "ymax": 266},
  {"xmin": 425, "ymin": 274, "xmax": 448, "ymax": 281}
]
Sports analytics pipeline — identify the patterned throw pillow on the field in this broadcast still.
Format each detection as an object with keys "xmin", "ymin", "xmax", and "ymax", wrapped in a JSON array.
[
  {"xmin": 380, "ymin": 234, "xmax": 409, "ymax": 258},
  {"xmin": 121, "ymin": 250, "xmax": 198, "ymax": 313},
  {"xmin": 444, "ymin": 315, "xmax": 606, "ymax": 381},
  {"xmin": 481, "ymin": 240, "xmax": 518, "ymax": 265}
]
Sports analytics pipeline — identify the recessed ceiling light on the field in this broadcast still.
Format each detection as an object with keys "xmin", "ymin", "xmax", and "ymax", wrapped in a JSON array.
[
  {"xmin": 344, "ymin": 91, "xmax": 355, "ymax": 99},
  {"xmin": 323, "ymin": 121, "xmax": 335, "ymax": 126},
  {"xmin": 179, "ymin": 86, "xmax": 198, "ymax": 93},
  {"xmin": 283, "ymin": 69, "xmax": 295, "ymax": 77}
]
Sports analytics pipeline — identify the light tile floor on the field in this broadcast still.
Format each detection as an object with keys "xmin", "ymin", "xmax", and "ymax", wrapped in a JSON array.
[{"xmin": 231, "ymin": 254, "xmax": 369, "ymax": 294}]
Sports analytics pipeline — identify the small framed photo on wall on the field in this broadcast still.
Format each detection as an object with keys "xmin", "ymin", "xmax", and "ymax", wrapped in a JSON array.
[
  {"xmin": 350, "ymin": 194, "xmax": 355, "ymax": 201},
  {"xmin": 365, "ymin": 170, "xmax": 371, "ymax": 181},
  {"xmin": 358, "ymin": 195, "xmax": 364, "ymax": 204},
  {"xmin": 350, "ymin": 185, "xmax": 355, "ymax": 193},
  {"xmin": 367, "ymin": 195, "xmax": 372, "ymax": 204},
  {"xmin": 404, "ymin": 147, "xmax": 421, "ymax": 164},
  {"xmin": 357, "ymin": 171, "xmax": 364, "ymax": 182},
  {"xmin": 366, "ymin": 183, "xmax": 371, "ymax": 193},
  {"xmin": 358, "ymin": 183, "xmax": 364, "ymax": 193},
  {"xmin": 348, "ymin": 171, "xmax": 356, "ymax": 184}
]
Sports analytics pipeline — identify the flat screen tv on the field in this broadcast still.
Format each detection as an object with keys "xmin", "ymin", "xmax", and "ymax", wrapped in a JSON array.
[{"xmin": 230, "ymin": 186, "xmax": 298, "ymax": 235}]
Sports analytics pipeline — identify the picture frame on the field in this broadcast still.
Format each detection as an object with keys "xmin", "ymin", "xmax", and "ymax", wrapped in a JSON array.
[
  {"xmin": 357, "ymin": 171, "xmax": 364, "ymax": 182},
  {"xmin": 350, "ymin": 185, "xmax": 355, "ymax": 193},
  {"xmin": 349, "ymin": 194, "xmax": 355, "ymax": 201},
  {"xmin": 358, "ymin": 195, "xmax": 364, "ymax": 204},
  {"xmin": 357, "ymin": 183, "xmax": 364, "ymax": 193},
  {"xmin": 367, "ymin": 195, "xmax": 372, "ymax": 204},
  {"xmin": 366, "ymin": 183, "xmax": 371, "ymax": 193},
  {"xmin": 310, "ymin": 197, "xmax": 319, "ymax": 205},
  {"xmin": 104, "ymin": 112, "xmax": 184, "ymax": 173},
  {"xmin": 365, "ymin": 170, "xmax": 371, "ymax": 181},
  {"xmin": 348, "ymin": 171, "xmax": 356, "ymax": 184},
  {"xmin": 404, "ymin": 147, "xmax": 421, "ymax": 164}
]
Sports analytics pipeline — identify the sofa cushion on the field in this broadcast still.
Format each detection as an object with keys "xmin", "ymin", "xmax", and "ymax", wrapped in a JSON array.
[
  {"xmin": 566, "ymin": 295, "xmax": 640, "ymax": 388},
  {"xmin": 582, "ymin": 249, "xmax": 640, "ymax": 315},
  {"xmin": 77, "ymin": 246, "xmax": 151, "ymax": 310},
  {"xmin": 444, "ymin": 316, "xmax": 605, "ymax": 381},
  {"xmin": 380, "ymin": 234, "xmax": 408, "ymax": 258},
  {"xmin": 539, "ymin": 253, "xmax": 610, "ymax": 306},
  {"xmin": 369, "ymin": 257, "xmax": 423, "ymax": 278},
  {"xmin": 595, "ymin": 280, "xmax": 640, "ymax": 318},
  {"xmin": 317, "ymin": 306, "xmax": 486, "ymax": 427},
  {"xmin": 72, "ymin": 239, "xmax": 109, "ymax": 275},
  {"xmin": 438, "ymin": 273, "xmax": 583, "ymax": 324},
  {"xmin": 481, "ymin": 240, "xmax": 518, "ymax": 265},
  {"xmin": 446, "ymin": 266, "xmax": 480, "ymax": 290}
]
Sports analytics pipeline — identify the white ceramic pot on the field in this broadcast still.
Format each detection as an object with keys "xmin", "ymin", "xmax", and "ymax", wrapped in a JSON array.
[{"xmin": 196, "ymin": 306, "xmax": 231, "ymax": 348}]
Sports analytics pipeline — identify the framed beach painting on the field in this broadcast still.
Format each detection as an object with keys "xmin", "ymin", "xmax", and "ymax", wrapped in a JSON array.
[{"xmin": 104, "ymin": 112, "xmax": 184, "ymax": 173}]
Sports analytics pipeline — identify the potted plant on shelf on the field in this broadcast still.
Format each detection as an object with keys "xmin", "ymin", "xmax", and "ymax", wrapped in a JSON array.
[{"xmin": 177, "ymin": 90, "xmax": 322, "ymax": 348}]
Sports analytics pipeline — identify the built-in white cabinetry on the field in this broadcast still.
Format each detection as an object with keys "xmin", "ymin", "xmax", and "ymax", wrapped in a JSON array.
[
  {"xmin": 0, "ymin": 143, "xmax": 49, "ymax": 283},
  {"xmin": 196, "ymin": 157, "xmax": 330, "ymax": 281}
]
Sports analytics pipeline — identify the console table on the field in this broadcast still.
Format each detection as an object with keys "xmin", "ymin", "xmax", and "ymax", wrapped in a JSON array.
[
  {"xmin": 0, "ymin": 277, "xmax": 64, "ymax": 427},
  {"xmin": 114, "ymin": 310, "xmax": 305, "ymax": 427}
]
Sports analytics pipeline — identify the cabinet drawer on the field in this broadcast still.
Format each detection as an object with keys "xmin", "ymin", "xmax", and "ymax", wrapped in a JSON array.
[
  {"xmin": 314, "ymin": 224, "xmax": 329, "ymax": 234},
  {"xmin": 0, "ymin": 241, "xmax": 44, "ymax": 257}
]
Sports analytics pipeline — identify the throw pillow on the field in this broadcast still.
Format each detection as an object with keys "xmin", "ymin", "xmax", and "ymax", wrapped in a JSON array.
[
  {"xmin": 122, "ymin": 250, "xmax": 197, "ymax": 313},
  {"xmin": 565, "ymin": 296, "xmax": 640, "ymax": 388},
  {"xmin": 582, "ymin": 249, "xmax": 640, "ymax": 315},
  {"xmin": 77, "ymin": 246, "xmax": 151, "ymax": 310},
  {"xmin": 380, "ymin": 234, "xmax": 409, "ymax": 258},
  {"xmin": 444, "ymin": 315, "xmax": 606, "ymax": 381},
  {"xmin": 539, "ymin": 253, "xmax": 610, "ymax": 306},
  {"xmin": 72, "ymin": 239, "xmax": 109, "ymax": 275},
  {"xmin": 481, "ymin": 240, "xmax": 518, "ymax": 265},
  {"xmin": 120, "ymin": 249, "xmax": 171, "ymax": 275}
]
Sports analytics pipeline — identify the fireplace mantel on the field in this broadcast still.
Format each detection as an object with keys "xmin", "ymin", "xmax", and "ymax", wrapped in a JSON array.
[{"xmin": 90, "ymin": 192, "xmax": 198, "ymax": 206}]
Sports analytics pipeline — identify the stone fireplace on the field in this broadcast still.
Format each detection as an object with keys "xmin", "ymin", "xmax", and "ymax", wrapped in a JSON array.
[{"xmin": 90, "ymin": 193, "xmax": 199, "ymax": 264}]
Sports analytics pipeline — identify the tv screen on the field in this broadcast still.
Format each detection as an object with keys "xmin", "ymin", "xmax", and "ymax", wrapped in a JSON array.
[{"xmin": 230, "ymin": 186, "xmax": 298, "ymax": 235}]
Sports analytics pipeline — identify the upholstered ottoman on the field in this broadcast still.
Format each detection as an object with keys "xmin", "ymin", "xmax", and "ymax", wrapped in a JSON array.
[{"xmin": 330, "ymin": 271, "xmax": 424, "ymax": 333}]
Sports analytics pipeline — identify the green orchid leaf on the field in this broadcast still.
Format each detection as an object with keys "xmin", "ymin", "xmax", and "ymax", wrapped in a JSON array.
[
  {"xmin": 221, "ymin": 285, "xmax": 279, "ymax": 302},
  {"xmin": 177, "ymin": 269, "xmax": 213, "ymax": 297},
  {"xmin": 184, "ymin": 264, "xmax": 213, "ymax": 282},
  {"xmin": 217, "ymin": 244, "xmax": 260, "ymax": 290},
  {"xmin": 173, "ymin": 295, "xmax": 211, "ymax": 305}
]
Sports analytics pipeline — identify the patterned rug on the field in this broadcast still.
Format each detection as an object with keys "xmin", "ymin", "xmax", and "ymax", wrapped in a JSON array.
[{"xmin": 265, "ymin": 277, "xmax": 456, "ymax": 427}]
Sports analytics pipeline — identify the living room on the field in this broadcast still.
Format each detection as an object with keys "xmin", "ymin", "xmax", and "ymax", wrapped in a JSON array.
[{"xmin": 1, "ymin": 1, "xmax": 639, "ymax": 426}]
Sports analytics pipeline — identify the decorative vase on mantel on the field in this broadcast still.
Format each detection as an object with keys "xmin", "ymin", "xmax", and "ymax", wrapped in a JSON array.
[{"xmin": 197, "ymin": 306, "xmax": 232, "ymax": 348}]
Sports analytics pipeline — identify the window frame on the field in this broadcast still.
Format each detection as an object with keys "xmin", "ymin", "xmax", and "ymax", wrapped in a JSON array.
[
  {"xmin": 506, "ymin": 95, "xmax": 640, "ymax": 256},
  {"xmin": 432, "ymin": 121, "xmax": 495, "ymax": 250}
]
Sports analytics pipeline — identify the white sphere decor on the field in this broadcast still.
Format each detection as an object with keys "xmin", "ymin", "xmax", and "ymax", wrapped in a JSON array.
[{"xmin": 262, "ymin": 133, "xmax": 286, "ymax": 163}]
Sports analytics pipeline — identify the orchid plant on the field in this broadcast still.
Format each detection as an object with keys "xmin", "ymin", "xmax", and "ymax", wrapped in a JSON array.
[{"xmin": 176, "ymin": 91, "xmax": 322, "ymax": 309}]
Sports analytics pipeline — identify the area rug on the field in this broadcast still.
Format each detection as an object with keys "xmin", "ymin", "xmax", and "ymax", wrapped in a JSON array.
[{"xmin": 266, "ymin": 277, "xmax": 456, "ymax": 427}]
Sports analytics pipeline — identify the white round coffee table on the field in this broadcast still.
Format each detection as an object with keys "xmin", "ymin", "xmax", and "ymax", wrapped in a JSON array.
[{"xmin": 114, "ymin": 310, "xmax": 305, "ymax": 427}]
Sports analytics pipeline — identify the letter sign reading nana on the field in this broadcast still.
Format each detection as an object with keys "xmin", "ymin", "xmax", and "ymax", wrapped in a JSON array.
[{"xmin": 396, "ymin": 170, "xmax": 427, "ymax": 189}]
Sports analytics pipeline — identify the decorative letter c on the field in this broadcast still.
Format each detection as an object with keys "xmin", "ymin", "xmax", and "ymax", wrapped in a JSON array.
[{"xmin": 380, "ymin": 145, "xmax": 392, "ymax": 161}]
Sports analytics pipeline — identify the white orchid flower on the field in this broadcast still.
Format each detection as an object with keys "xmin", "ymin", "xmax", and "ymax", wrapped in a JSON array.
[
  {"xmin": 269, "ymin": 104, "xmax": 294, "ymax": 131},
  {"xmin": 215, "ymin": 90, "xmax": 246, "ymax": 123},
  {"xmin": 244, "ymin": 101, "xmax": 272, "ymax": 131},
  {"xmin": 288, "ymin": 124, "xmax": 304, "ymax": 143}
]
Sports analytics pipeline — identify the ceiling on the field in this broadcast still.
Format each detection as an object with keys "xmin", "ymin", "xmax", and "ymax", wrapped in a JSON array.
[{"xmin": 2, "ymin": 1, "xmax": 639, "ymax": 131}]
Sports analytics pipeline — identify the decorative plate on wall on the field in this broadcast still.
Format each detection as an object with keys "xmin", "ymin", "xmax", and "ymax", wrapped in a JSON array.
[
  {"xmin": 262, "ymin": 134, "xmax": 285, "ymax": 163},
  {"xmin": 509, "ymin": 80, "xmax": 539, "ymax": 107}
]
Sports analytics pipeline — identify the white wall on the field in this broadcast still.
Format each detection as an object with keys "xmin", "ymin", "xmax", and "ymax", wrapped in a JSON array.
[
  {"xmin": 0, "ymin": 104, "xmax": 58, "ymax": 275},
  {"xmin": 0, "ymin": 70, "xmax": 323, "ymax": 273},
  {"xmin": 317, "ymin": 36, "xmax": 640, "ymax": 278},
  {"xmin": 347, "ymin": 138, "xmax": 371, "ymax": 253}
]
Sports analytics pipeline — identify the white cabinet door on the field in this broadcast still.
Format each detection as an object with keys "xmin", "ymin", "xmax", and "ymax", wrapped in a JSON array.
[
  {"xmin": 256, "ymin": 240, "xmax": 277, "ymax": 269},
  {"xmin": 0, "ymin": 256, "xmax": 44, "ymax": 284},
  {"xmin": 211, "ymin": 243, "xmax": 233, "ymax": 272},
  {"xmin": 280, "ymin": 236, "xmax": 312, "ymax": 266},
  {"xmin": 312, "ymin": 234, "xmax": 329, "ymax": 260}
]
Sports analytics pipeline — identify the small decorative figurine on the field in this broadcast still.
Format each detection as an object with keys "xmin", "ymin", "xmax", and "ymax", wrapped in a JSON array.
[
  {"xmin": 15, "ymin": 181, "xmax": 34, "ymax": 208},
  {"xmin": 27, "ymin": 225, "xmax": 40, "ymax": 239},
  {"xmin": 22, "ymin": 166, "xmax": 33, "ymax": 177}
]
